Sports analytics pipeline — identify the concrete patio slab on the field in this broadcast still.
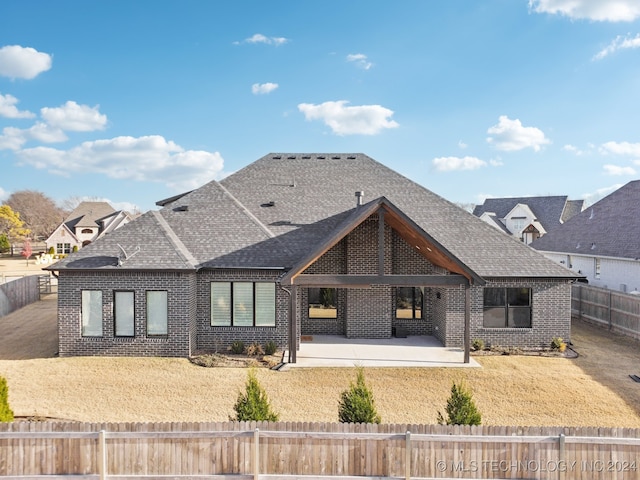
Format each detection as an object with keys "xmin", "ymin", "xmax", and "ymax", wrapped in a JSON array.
[{"xmin": 281, "ymin": 335, "xmax": 480, "ymax": 369}]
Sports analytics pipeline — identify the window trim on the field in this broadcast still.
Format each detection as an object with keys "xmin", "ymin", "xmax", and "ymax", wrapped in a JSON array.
[
  {"xmin": 395, "ymin": 286, "xmax": 423, "ymax": 320},
  {"xmin": 114, "ymin": 290, "xmax": 135, "ymax": 337},
  {"xmin": 308, "ymin": 287, "xmax": 338, "ymax": 319},
  {"xmin": 146, "ymin": 290, "xmax": 168, "ymax": 336},
  {"xmin": 210, "ymin": 281, "xmax": 276, "ymax": 327},
  {"xmin": 483, "ymin": 287, "xmax": 532, "ymax": 329},
  {"xmin": 81, "ymin": 290, "xmax": 103, "ymax": 337}
]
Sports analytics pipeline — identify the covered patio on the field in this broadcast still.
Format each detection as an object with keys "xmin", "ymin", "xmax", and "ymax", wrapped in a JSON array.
[{"xmin": 281, "ymin": 335, "xmax": 480, "ymax": 369}]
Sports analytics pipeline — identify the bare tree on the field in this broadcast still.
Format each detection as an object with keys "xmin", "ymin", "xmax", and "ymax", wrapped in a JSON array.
[
  {"xmin": 6, "ymin": 190, "xmax": 66, "ymax": 239},
  {"xmin": 60, "ymin": 195, "xmax": 105, "ymax": 212}
]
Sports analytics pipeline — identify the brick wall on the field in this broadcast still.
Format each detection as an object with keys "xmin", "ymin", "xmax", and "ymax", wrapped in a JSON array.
[
  {"xmin": 57, "ymin": 270, "xmax": 196, "ymax": 357},
  {"xmin": 195, "ymin": 269, "xmax": 289, "ymax": 352},
  {"xmin": 431, "ymin": 278, "xmax": 572, "ymax": 349},
  {"xmin": 300, "ymin": 214, "xmax": 435, "ymax": 338}
]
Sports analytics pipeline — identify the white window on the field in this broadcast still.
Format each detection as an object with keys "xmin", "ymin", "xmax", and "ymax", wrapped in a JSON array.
[
  {"xmin": 210, "ymin": 282, "xmax": 276, "ymax": 327},
  {"xmin": 81, "ymin": 290, "xmax": 103, "ymax": 336},
  {"xmin": 56, "ymin": 243, "xmax": 71, "ymax": 254},
  {"xmin": 114, "ymin": 291, "xmax": 135, "ymax": 336},
  {"xmin": 146, "ymin": 291, "xmax": 168, "ymax": 336}
]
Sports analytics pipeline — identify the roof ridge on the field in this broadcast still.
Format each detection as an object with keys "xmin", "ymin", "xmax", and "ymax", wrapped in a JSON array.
[
  {"xmin": 215, "ymin": 182, "xmax": 295, "ymax": 257},
  {"xmin": 151, "ymin": 210, "xmax": 198, "ymax": 268}
]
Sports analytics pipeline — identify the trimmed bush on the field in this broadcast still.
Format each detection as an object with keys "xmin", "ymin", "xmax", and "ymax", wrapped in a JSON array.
[
  {"xmin": 48, "ymin": 246, "xmax": 55, "ymax": 255},
  {"xmin": 231, "ymin": 369, "xmax": 279, "ymax": 422},
  {"xmin": 230, "ymin": 340, "xmax": 245, "ymax": 354},
  {"xmin": 437, "ymin": 380, "xmax": 481, "ymax": 426},
  {"xmin": 551, "ymin": 337, "xmax": 567, "ymax": 352},
  {"xmin": 264, "ymin": 340, "xmax": 277, "ymax": 356},
  {"xmin": 246, "ymin": 342, "xmax": 264, "ymax": 356},
  {"xmin": 472, "ymin": 338, "xmax": 485, "ymax": 351},
  {"xmin": 0, "ymin": 375, "xmax": 14, "ymax": 422},
  {"xmin": 338, "ymin": 367, "xmax": 381, "ymax": 424}
]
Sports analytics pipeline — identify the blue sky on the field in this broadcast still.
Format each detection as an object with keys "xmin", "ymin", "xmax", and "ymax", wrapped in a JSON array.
[{"xmin": 1, "ymin": 1, "xmax": 640, "ymax": 212}]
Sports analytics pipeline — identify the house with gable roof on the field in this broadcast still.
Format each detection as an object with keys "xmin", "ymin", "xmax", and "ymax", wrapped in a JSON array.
[
  {"xmin": 45, "ymin": 201, "xmax": 133, "ymax": 255},
  {"xmin": 473, "ymin": 196, "xmax": 583, "ymax": 245},
  {"xmin": 531, "ymin": 180, "xmax": 640, "ymax": 293},
  {"xmin": 47, "ymin": 154, "xmax": 577, "ymax": 361}
]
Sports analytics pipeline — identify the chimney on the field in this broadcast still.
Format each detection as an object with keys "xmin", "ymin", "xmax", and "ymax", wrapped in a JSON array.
[{"xmin": 355, "ymin": 191, "xmax": 364, "ymax": 207}]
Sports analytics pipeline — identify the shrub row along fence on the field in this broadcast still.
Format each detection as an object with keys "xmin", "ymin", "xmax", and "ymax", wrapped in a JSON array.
[
  {"xmin": 0, "ymin": 275, "xmax": 42, "ymax": 318},
  {"xmin": 1, "ymin": 421, "xmax": 639, "ymax": 479},
  {"xmin": 572, "ymin": 284, "xmax": 640, "ymax": 340}
]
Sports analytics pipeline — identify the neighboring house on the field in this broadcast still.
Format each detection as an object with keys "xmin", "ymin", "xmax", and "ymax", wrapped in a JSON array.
[
  {"xmin": 46, "ymin": 154, "xmax": 577, "ymax": 361},
  {"xmin": 531, "ymin": 180, "xmax": 640, "ymax": 293},
  {"xmin": 45, "ymin": 202, "xmax": 133, "ymax": 254},
  {"xmin": 473, "ymin": 196, "xmax": 583, "ymax": 245}
]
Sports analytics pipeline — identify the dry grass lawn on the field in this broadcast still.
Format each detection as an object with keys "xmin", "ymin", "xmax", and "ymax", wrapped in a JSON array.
[{"xmin": 0, "ymin": 288, "xmax": 639, "ymax": 426}]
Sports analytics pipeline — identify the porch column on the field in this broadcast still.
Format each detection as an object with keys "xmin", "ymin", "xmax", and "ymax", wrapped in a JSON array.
[
  {"xmin": 464, "ymin": 284, "xmax": 470, "ymax": 364},
  {"xmin": 289, "ymin": 285, "xmax": 297, "ymax": 363}
]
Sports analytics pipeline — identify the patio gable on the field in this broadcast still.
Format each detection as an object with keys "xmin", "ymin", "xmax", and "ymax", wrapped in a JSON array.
[{"xmin": 280, "ymin": 196, "xmax": 484, "ymax": 288}]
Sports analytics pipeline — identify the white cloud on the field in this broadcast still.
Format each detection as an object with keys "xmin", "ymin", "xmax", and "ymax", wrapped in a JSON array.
[
  {"xmin": 565, "ymin": 143, "xmax": 595, "ymax": 155},
  {"xmin": 489, "ymin": 158, "xmax": 504, "ymax": 167},
  {"xmin": 298, "ymin": 100, "xmax": 399, "ymax": 135},
  {"xmin": 27, "ymin": 122, "xmax": 67, "ymax": 143},
  {"xmin": 486, "ymin": 115, "xmax": 550, "ymax": 152},
  {"xmin": 0, "ymin": 45, "xmax": 52, "ymax": 79},
  {"xmin": 0, "ymin": 93, "xmax": 35, "ymax": 118},
  {"xmin": 582, "ymin": 183, "xmax": 623, "ymax": 205},
  {"xmin": 346, "ymin": 53, "xmax": 373, "ymax": 70},
  {"xmin": 0, "ymin": 123, "xmax": 67, "ymax": 151},
  {"xmin": 17, "ymin": 135, "xmax": 225, "ymax": 191},
  {"xmin": 529, "ymin": 0, "xmax": 640, "ymax": 22},
  {"xmin": 432, "ymin": 156, "xmax": 487, "ymax": 172},
  {"xmin": 251, "ymin": 82, "xmax": 279, "ymax": 95},
  {"xmin": 593, "ymin": 33, "xmax": 640, "ymax": 60},
  {"xmin": 0, "ymin": 126, "xmax": 27, "ymax": 150},
  {"xmin": 0, "ymin": 187, "xmax": 8, "ymax": 201},
  {"xmin": 600, "ymin": 141, "xmax": 640, "ymax": 157},
  {"xmin": 458, "ymin": 140, "xmax": 468, "ymax": 149},
  {"xmin": 40, "ymin": 101, "xmax": 107, "ymax": 131},
  {"xmin": 235, "ymin": 33, "xmax": 288, "ymax": 46},
  {"xmin": 603, "ymin": 164, "xmax": 637, "ymax": 175}
]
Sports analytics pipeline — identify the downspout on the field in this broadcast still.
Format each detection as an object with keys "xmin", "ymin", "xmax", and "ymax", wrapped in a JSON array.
[{"xmin": 277, "ymin": 283, "xmax": 296, "ymax": 363}]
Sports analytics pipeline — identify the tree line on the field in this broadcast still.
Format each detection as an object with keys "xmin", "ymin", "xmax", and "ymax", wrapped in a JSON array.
[{"xmin": 0, "ymin": 190, "xmax": 102, "ymax": 253}]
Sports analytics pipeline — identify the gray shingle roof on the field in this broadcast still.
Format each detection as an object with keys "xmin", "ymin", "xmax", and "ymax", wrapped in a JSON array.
[
  {"xmin": 531, "ymin": 180, "xmax": 640, "ymax": 260},
  {"xmin": 64, "ymin": 202, "xmax": 116, "ymax": 230},
  {"xmin": 473, "ymin": 195, "xmax": 582, "ymax": 233},
  {"xmin": 50, "ymin": 153, "xmax": 576, "ymax": 278}
]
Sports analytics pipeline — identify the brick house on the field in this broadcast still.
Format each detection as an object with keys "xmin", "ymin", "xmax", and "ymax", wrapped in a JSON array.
[
  {"xmin": 45, "ymin": 202, "xmax": 133, "ymax": 254},
  {"xmin": 47, "ymin": 153, "xmax": 577, "ymax": 361}
]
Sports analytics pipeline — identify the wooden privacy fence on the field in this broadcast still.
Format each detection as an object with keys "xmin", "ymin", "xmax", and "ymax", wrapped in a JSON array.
[
  {"xmin": 0, "ymin": 275, "xmax": 42, "ymax": 318},
  {"xmin": 572, "ymin": 284, "xmax": 640, "ymax": 340},
  {"xmin": 1, "ymin": 421, "xmax": 640, "ymax": 479}
]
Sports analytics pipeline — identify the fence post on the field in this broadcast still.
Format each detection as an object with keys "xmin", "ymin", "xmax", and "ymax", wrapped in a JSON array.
[
  {"xmin": 608, "ymin": 290, "xmax": 613, "ymax": 330},
  {"xmin": 254, "ymin": 428, "xmax": 260, "ymax": 480},
  {"xmin": 558, "ymin": 433, "xmax": 566, "ymax": 480},
  {"xmin": 578, "ymin": 285, "xmax": 582, "ymax": 319},
  {"xmin": 405, "ymin": 431, "xmax": 411, "ymax": 480},
  {"xmin": 98, "ymin": 430, "xmax": 107, "ymax": 480}
]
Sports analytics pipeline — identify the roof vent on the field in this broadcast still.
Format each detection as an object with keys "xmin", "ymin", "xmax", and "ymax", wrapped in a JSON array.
[
  {"xmin": 332, "ymin": 155, "xmax": 340, "ymax": 159},
  {"xmin": 347, "ymin": 155, "xmax": 356, "ymax": 159},
  {"xmin": 174, "ymin": 205, "xmax": 189, "ymax": 212},
  {"xmin": 355, "ymin": 191, "xmax": 364, "ymax": 206},
  {"xmin": 261, "ymin": 201, "xmax": 275, "ymax": 208},
  {"xmin": 591, "ymin": 243, "xmax": 596, "ymax": 250},
  {"xmin": 317, "ymin": 155, "xmax": 325, "ymax": 159}
]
